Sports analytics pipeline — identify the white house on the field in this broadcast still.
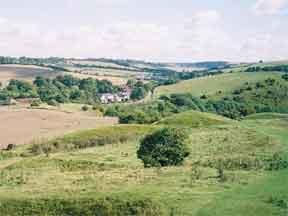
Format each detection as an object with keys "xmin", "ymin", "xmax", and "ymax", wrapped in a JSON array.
[
  {"xmin": 100, "ymin": 93, "xmax": 115, "ymax": 104},
  {"xmin": 99, "ymin": 88, "xmax": 132, "ymax": 104}
]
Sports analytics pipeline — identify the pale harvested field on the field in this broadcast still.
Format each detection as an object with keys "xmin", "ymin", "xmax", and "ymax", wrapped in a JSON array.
[
  {"xmin": 0, "ymin": 107, "xmax": 118, "ymax": 148},
  {"xmin": 0, "ymin": 65, "xmax": 60, "ymax": 86},
  {"xmin": 69, "ymin": 60, "xmax": 134, "ymax": 70},
  {"xmin": 65, "ymin": 72, "xmax": 129, "ymax": 85}
]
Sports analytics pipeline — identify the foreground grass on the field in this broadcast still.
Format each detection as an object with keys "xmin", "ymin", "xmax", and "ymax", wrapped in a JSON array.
[
  {"xmin": 0, "ymin": 116, "xmax": 287, "ymax": 215},
  {"xmin": 196, "ymin": 118, "xmax": 288, "ymax": 216},
  {"xmin": 196, "ymin": 170, "xmax": 288, "ymax": 216}
]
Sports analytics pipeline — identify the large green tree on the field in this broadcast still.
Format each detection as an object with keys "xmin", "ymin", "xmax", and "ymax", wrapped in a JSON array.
[{"xmin": 137, "ymin": 127, "xmax": 190, "ymax": 167}]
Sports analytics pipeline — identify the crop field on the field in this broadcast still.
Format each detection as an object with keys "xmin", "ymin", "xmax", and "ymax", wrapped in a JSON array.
[
  {"xmin": 154, "ymin": 72, "xmax": 282, "ymax": 97},
  {"xmin": 65, "ymin": 72, "xmax": 129, "ymax": 85},
  {"xmin": 66, "ymin": 67, "xmax": 139, "ymax": 76},
  {"xmin": 0, "ymin": 65, "xmax": 60, "ymax": 86},
  {"xmin": 69, "ymin": 60, "xmax": 136, "ymax": 70},
  {"xmin": 0, "ymin": 107, "xmax": 117, "ymax": 148}
]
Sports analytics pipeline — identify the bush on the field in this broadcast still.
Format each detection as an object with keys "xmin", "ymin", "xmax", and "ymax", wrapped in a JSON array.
[
  {"xmin": 137, "ymin": 127, "xmax": 189, "ymax": 167},
  {"xmin": 47, "ymin": 99, "xmax": 58, "ymax": 106},
  {"xmin": 30, "ymin": 100, "xmax": 41, "ymax": 107},
  {"xmin": 200, "ymin": 94, "xmax": 208, "ymax": 99},
  {"xmin": 81, "ymin": 105, "xmax": 89, "ymax": 111},
  {"xmin": 131, "ymin": 86, "xmax": 147, "ymax": 100},
  {"xmin": 92, "ymin": 104, "xmax": 104, "ymax": 112},
  {"xmin": 6, "ymin": 144, "xmax": 16, "ymax": 151},
  {"xmin": 282, "ymin": 73, "xmax": 288, "ymax": 81},
  {"xmin": 0, "ymin": 197, "xmax": 164, "ymax": 216}
]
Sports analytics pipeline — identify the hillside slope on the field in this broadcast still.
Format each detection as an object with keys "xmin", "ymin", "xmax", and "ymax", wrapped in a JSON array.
[
  {"xmin": 156, "ymin": 110, "xmax": 233, "ymax": 127},
  {"xmin": 0, "ymin": 117, "xmax": 287, "ymax": 215},
  {"xmin": 244, "ymin": 113, "xmax": 288, "ymax": 120},
  {"xmin": 155, "ymin": 72, "xmax": 282, "ymax": 97}
]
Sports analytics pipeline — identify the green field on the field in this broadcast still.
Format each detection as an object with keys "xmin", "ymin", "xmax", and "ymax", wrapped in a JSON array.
[
  {"xmin": 0, "ymin": 111, "xmax": 287, "ymax": 215},
  {"xmin": 244, "ymin": 112, "xmax": 288, "ymax": 120},
  {"xmin": 156, "ymin": 110, "xmax": 234, "ymax": 128},
  {"xmin": 154, "ymin": 72, "xmax": 282, "ymax": 97}
]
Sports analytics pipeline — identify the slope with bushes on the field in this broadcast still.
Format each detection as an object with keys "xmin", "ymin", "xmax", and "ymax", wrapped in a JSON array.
[
  {"xmin": 0, "ymin": 114, "xmax": 287, "ymax": 215},
  {"xmin": 105, "ymin": 75, "xmax": 288, "ymax": 124},
  {"xmin": 29, "ymin": 124, "xmax": 155, "ymax": 155},
  {"xmin": 154, "ymin": 72, "xmax": 281, "ymax": 97},
  {"xmin": 156, "ymin": 110, "xmax": 233, "ymax": 128}
]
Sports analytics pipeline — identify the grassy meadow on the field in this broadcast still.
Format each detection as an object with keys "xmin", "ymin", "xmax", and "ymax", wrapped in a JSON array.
[
  {"xmin": 155, "ymin": 110, "xmax": 234, "ymax": 127},
  {"xmin": 0, "ymin": 112, "xmax": 287, "ymax": 215},
  {"xmin": 154, "ymin": 72, "xmax": 282, "ymax": 98}
]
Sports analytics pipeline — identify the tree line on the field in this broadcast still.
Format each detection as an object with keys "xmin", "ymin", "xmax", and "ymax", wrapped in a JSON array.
[
  {"xmin": 104, "ymin": 76, "xmax": 288, "ymax": 123},
  {"xmin": 0, "ymin": 75, "xmax": 118, "ymax": 105},
  {"xmin": 0, "ymin": 75, "xmax": 155, "ymax": 105},
  {"xmin": 245, "ymin": 65, "xmax": 288, "ymax": 73},
  {"xmin": 0, "ymin": 56, "xmax": 65, "ymax": 65}
]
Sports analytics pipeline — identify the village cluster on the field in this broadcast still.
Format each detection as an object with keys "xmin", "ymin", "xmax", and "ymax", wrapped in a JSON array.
[{"xmin": 99, "ymin": 86, "xmax": 132, "ymax": 104}]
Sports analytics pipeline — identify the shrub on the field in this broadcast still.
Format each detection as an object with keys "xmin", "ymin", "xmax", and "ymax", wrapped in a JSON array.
[
  {"xmin": 47, "ymin": 99, "xmax": 58, "ymax": 106},
  {"xmin": 0, "ymin": 197, "xmax": 164, "ymax": 216},
  {"xmin": 200, "ymin": 94, "xmax": 208, "ymax": 99},
  {"xmin": 282, "ymin": 73, "xmax": 288, "ymax": 81},
  {"xmin": 104, "ymin": 106, "xmax": 120, "ymax": 117},
  {"xmin": 6, "ymin": 144, "xmax": 16, "ymax": 151},
  {"xmin": 30, "ymin": 100, "xmax": 41, "ymax": 107},
  {"xmin": 137, "ymin": 127, "xmax": 189, "ymax": 167},
  {"xmin": 81, "ymin": 105, "xmax": 89, "ymax": 111},
  {"xmin": 131, "ymin": 86, "xmax": 147, "ymax": 100},
  {"xmin": 92, "ymin": 104, "xmax": 104, "ymax": 112}
]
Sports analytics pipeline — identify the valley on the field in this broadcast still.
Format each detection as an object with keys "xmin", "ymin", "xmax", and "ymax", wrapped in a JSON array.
[
  {"xmin": 0, "ymin": 57, "xmax": 288, "ymax": 215},
  {"xmin": 2, "ymin": 1, "xmax": 288, "ymax": 215}
]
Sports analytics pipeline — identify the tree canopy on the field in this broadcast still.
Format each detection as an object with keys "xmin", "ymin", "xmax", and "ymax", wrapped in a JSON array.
[{"xmin": 137, "ymin": 127, "xmax": 190, "ymax": 167}]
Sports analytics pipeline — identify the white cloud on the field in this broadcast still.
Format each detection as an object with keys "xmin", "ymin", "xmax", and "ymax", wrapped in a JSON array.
[
  {"xmin": 238, "ymin": 32, "xmax": 288, "ymax": 61},
  {"xmin": 0, "ymin": 17, "xmax": 8, "ymax": 24},
  {"xmin": 178, "ymin": 10, "xmax": 239, "ymax": 60},
  {"xmin": 253, "ymin": 0, "xmax": 288, "ymax": 15},
  {"xmin": 186, "ymin": 10, "xmax": 221, "ymax": 27},
  {"xmin": 0, "ymin": 9, "xmax": 288, "ymax": 62}
]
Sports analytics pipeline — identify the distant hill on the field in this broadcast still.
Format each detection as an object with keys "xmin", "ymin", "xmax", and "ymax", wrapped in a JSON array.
[
  {"xmin": 154, "ymin": 71, "xmax": 282, "ymax": 97},
  {"xmin": 0, "ymin": 56, "xmax": 235, "ymax": 73},
  {"xmin": 175, "ymin": 61, "xmax": 230, "ymax": 70}
]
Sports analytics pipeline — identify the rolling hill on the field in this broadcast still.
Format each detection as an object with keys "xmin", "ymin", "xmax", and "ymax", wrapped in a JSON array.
[
  {"xmin": 156, "ymin": 110, "xmax": 233, "ymax": 128},
  {"xmin": 154, "ymin": 72, "xmax": 282, "ymax": 97},
  {"xmin": 0, "ymin": 114, "xmax": 287, "ymax": 215},
  {"xmin": 244, "ymin": 113, "xmax": 288, "ymax": 120},
  {"xmin": 0, "ymin": 58, "xmax": 288, "ymax": 215}
]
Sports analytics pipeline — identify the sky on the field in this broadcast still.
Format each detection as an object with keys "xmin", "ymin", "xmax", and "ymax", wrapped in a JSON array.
[{"xmin": 0, "ymin": 0, "xmax": 287, "ymax": 62}]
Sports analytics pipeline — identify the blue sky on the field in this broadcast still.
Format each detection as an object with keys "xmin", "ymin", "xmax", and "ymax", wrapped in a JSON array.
[{"xmin": 0, "ymin": 0, "xmax": 287, "ymax": 62}]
